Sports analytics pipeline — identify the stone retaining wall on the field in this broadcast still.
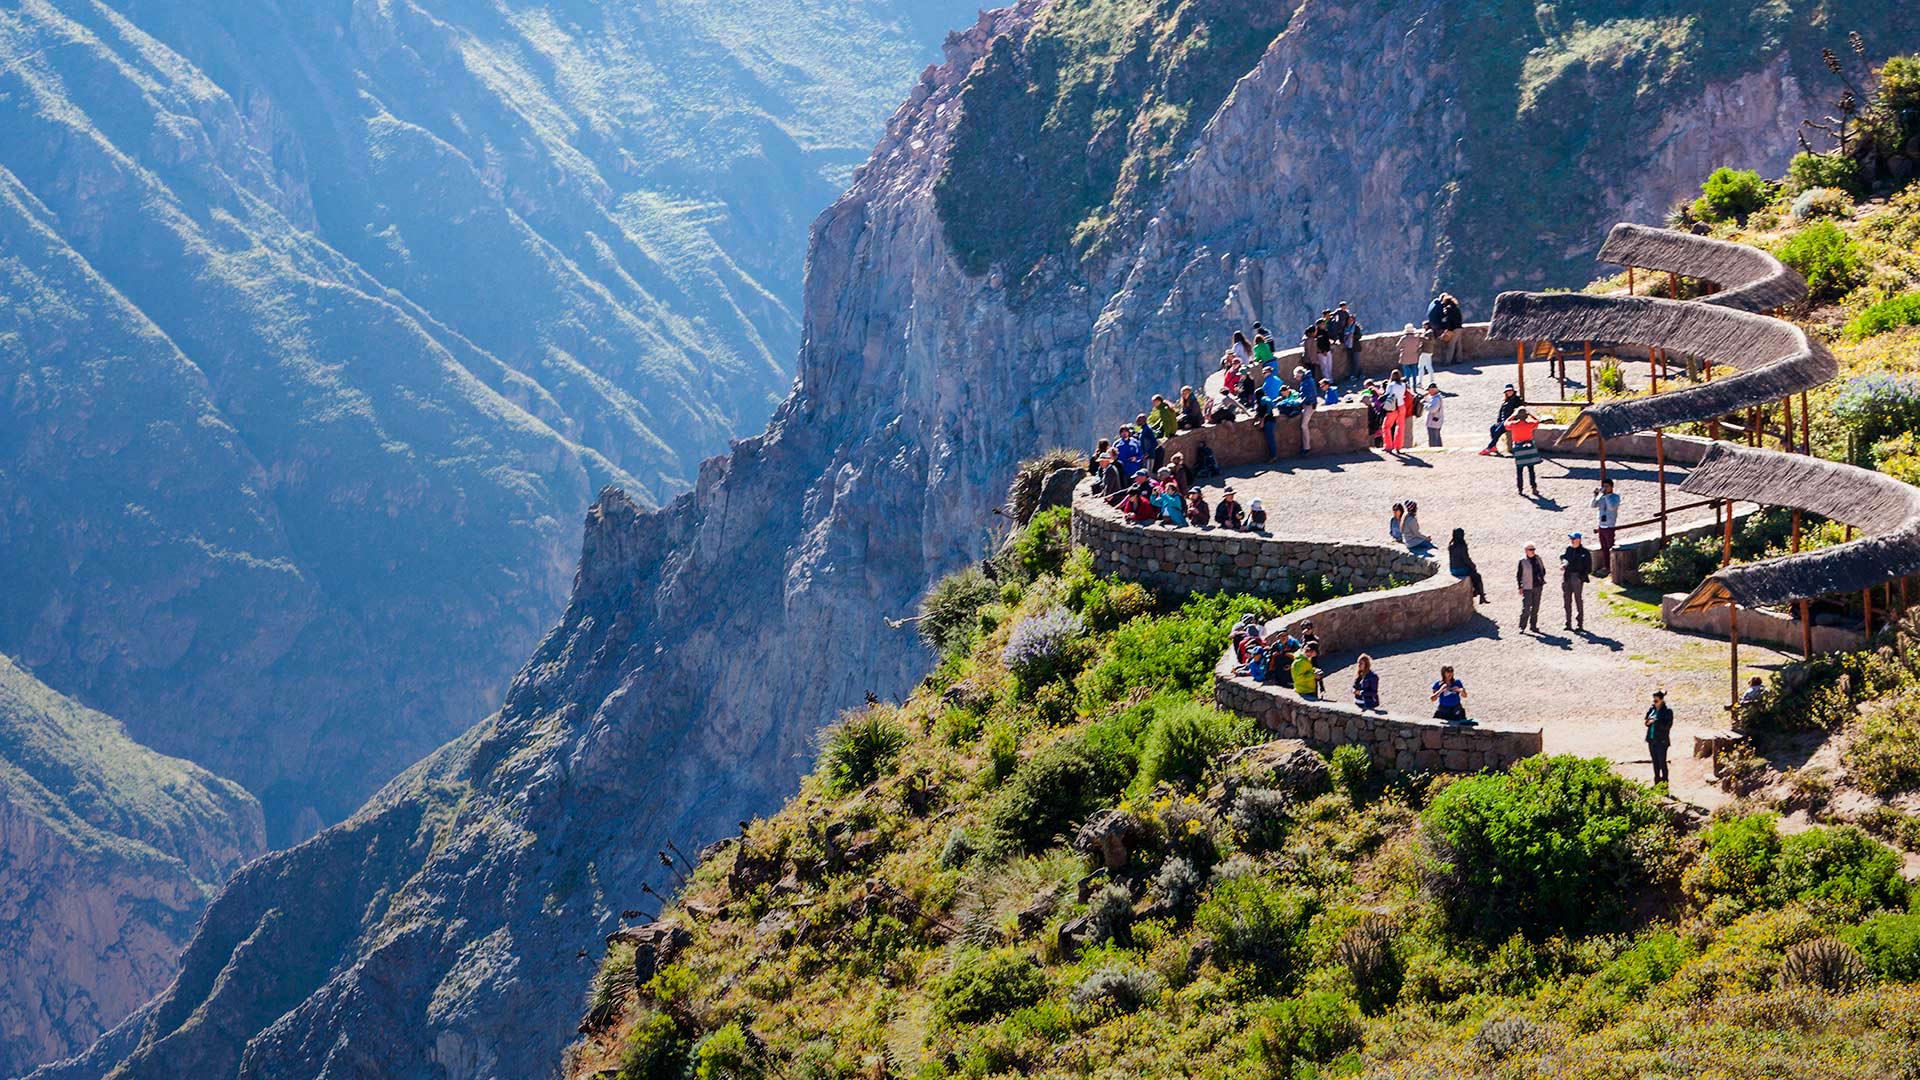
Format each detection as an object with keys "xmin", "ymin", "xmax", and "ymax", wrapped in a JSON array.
[
  {"xmin": 1216, "ymin": 664, "xmax": 1544, "ymax": 773},
  {"xmin": 1159, "ymin": 403, "xmax": 1369, "ymax": 473},
  {"xmin": 1073, "ymin": 478, "xmax": 1433, "ymax": 598}
]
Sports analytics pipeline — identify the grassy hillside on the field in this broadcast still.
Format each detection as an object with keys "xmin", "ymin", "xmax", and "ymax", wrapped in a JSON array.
[{"xmin": 565, "ymin": 509, "xmax": 1920, "ymax": 1079}]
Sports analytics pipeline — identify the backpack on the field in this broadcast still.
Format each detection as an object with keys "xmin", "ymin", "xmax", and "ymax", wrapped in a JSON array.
[{"xmin": 1409, "ymin": 392, "xmax": 1423, "ymax": 418}]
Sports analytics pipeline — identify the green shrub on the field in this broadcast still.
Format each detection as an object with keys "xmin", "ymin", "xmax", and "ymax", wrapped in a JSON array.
[
  {"xmin": 983, "ymin": 733, "xmax": 1131, "ymax": 854},
  {"xmin": 1421, "ymin": 755, "xmax": 1674, "ymax": 938},
  {"xmin": 1638, "ymin": 535, "xmax": 1720, "ymax": 592},
  {"xmin": 1833, "ymin": 374, "xmax": 1920, "ymax": 462},
  {"xmin": 1595, "ymin": 358, "xmax": 1627, "ymax": 397},
  {"xmin": 1069, "ymin": 963, "xmax": 1161, "ymax": 1015},
  {"xmin": 1872, "ymin": 55, "xmax": 1920, "ymax": 156},
  {"xmin": 583, "ymin": 942, "xmax": 638, "ymax": 1033},
  {"xmin": 932, "ymin": 949, "xmax": 1049, "ymax": 1025},
  {"xmin": 1690, "ymin": 167, "xmax": 1771, "ymax": 223},
  {"xmin": 1743, "ymin": 648, "xmax": 1899, "ymax": 733},
  {"xmin": 1771, "ymin": 825, "xmax": 1909, "ymax": 921},
  {"xmin": 1791, "ymin": 186, "xmax": 1855, "ymax": 222},
  {"xmin": 1081, "ymin": 579, "xmax": 1157, "ymax": 632},
  {"xmin": 1194, "ymin": 875, "xmax": 1315, "ymax": 985},
  {"xmin": 1845, "ymin": 291, "xmax": 1920, "ymax": 341},
  {"xmin": 1008, "ymin": 506, "xmax": 1072, "ymax": 583},
  {"xmin": 984, "ymin": 722, "xmax": 1020, "ymax": 786},
  {"xmin": 1002, "ymin": 607, "xmax": 1089, "ymax": 694},
  {"xmin": 919, "ymin": 567, "xmax": 998, "ymax": 655},
  {"xmin": 1785, "ymin": 151, "xmax": 1865, "ymax": 197},
  {"xmin": 1131, "ymin": 698, "xmax": 1246, "ymax": 794},
  {"xmin": 1844, "ymin": 911, "xmax": 1920, "ymax": 982},
  {"xmin": 1684, "ymin": 811, "xmax": 1784, "ymax": 914},
  {"xmin": 1588, "ymin": 929, "xmax": 1694, "ymax": 1001},
  {"xmin": 819, "ymin": 710, "xmax": 910, "ymax": 794},
  {"xmin": 693, "ymin": 1021, "xmax": 763, "ymax": 1080},
  {"xmin": 1246, "ymin": 992, "xmax": 1361, "ymax": 1075},
  {"xmin": 1845, "ymin": 692, "xmax": 1920, "ymax": 797},
  {"xmin": 1335, "ymin": 914, "xmax": 1402, "ymax": 1014},
  {"xmin": 1777, "ymin": 221, "xmax": 1866, "ymax": 303},
  {"xmin": 1077, "ymin": 592, "xmax": 1275, "ymax": 708},
  {"xmin": 1329, "ymin": 743, "xmax": 1372, "ymax": 807},
  {"xmin": 615, "ymin": 1010, "xmax": 692, "ymax": 1080}
]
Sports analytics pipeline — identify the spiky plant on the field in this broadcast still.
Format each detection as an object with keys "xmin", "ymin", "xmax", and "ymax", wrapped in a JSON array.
[
  {"xmin": 579, "ymin": 942, "xmax": 638, "ymax": 1033},
  {"xmin": 1335, "ymin": 914, "xmax": 1401, "ymax": 1013},
  {"xmin": 1782, "ymin": 936, "xmax": 1868, "ymax": 993},
  {"xmin": 820, "ymin": 710, "xmax": 909, "ymax": 795}
]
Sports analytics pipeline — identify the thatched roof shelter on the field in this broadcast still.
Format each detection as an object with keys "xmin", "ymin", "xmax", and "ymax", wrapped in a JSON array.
[
  {"xmin": 1678, "ymin": 443, "xmax": 1920, "ymax": 612},
  {"xmin": 1597, "ymin": 223, "xmax": 1809, "ymax": 313},
  {"xmin": 1488, "ymin": 292, "xmax": 1836, "ymax": 443}
]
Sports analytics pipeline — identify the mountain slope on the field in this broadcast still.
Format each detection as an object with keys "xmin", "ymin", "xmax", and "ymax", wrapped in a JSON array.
[
  {"xmin": 0, "ymin": 0, "xmax": 974, "ymax": 842},
  {"xmin": 0, "ymin": 654, "xmax": 265, "ymax": 1077},
  {"xmin": 51, "ymin": 2, "xmax": 1920, "ymax": 1078}
]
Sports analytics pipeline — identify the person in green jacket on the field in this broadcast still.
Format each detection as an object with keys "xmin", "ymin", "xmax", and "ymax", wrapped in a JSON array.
[
  {"xmin": 1148, "ymin": 394, "xmax": 1180, "ymax": 438},
  {"xmin": 1291, "ymin": 642, "xmax": 1324, "ymax": 699}
]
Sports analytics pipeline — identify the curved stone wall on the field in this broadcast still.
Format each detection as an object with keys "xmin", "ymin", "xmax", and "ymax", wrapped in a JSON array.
[{"xmin": 1072, "ymin": 478, "xmax": 1533, "ymax": 772}]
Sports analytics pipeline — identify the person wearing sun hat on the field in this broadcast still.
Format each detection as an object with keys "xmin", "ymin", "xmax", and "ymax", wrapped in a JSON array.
[
  {"xmin": 1248, "ymin": 497, "xmax": 1268, "ymax": 533},
  {"xmin": 1214, "ymin": 486, "xmax": 1245, "ymax": 530},
  {"xmin": 1560, "ymin": 531, "xmax": 1593, "ymax": 631}
]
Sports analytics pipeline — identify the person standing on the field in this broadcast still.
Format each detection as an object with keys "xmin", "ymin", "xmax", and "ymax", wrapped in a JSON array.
[
  {"xmin": 1592, "ymin": 479, "xmax": 1622, "ymax": 576},
  {"xmin": 1482, "ymin": 385, "xmax": 1524, "ymax": 455},
  {"xmin": 1438, "ymin": 292, "xmax": 1464, "ymax": 366},
  {"xmin": 1516, "ymin": 543, "xmax": 1546, "ymax": 633},
  {"xmin": 1381, "ymin": 371, "xmax": 1408, "ymax": 452},
  {"xmin": 1352, "ymin": 654, "xmax": 1380, "ymax": 711},
  {"xmin": 1397, "ymin": 323, "xmax": 1422, "ymax": 383},
  {"xmin": 1295, "ymin": 365, "xmax": 1317, "ymax": 453},
  {"xmin": 1505, "ymin": 407, "xmax": 1543, "ymax": 496},
  {"xmin": 1430, "ymin": 666, "xmax": 1469, "ymax": 723},
  {"xmin": 1115, "ymin": 424, "xmax": 1145, "ymax": 480},
  {"xmin": 1561, "ymin": 532, "xmax": 1592, "ymax": 631},
  {"xmin": 1423, "ymin": 384, "xmax": 1445, "ymax": 446},
  {"xmin": 1645, "ymin": 690, "xmax": 1674, "ymax": 785}
]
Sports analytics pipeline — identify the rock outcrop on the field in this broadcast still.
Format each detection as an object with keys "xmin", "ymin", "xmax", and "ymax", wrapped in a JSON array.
[
  {"xmin": 0, "ymin": 655, "xmax": 264, "ymax": 1077},
  {"xmin": 52, "ymin": 2, "xmax": 1920, "ymax": 1077}
]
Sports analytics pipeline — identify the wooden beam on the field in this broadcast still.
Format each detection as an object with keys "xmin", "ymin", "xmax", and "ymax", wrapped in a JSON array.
[
  {"xmin": 1515, "ymin": 341, "xmax": 1527, "ymax": 401},
  {"xmin": 1729, "ymin": 605, "xmax": 1740, "ymax": 711},
  {"xmin": 1800, "ymin": 391, "xmax": 1811, "ymax": 455},
  {"xmin": 1583, "ymin": 340, "xmax": 1594, "ymax": 405}
]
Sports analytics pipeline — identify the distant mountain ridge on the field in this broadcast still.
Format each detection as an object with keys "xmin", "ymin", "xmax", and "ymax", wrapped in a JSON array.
[
  {"xmin": 0, "ymin": 0, "xmax": 974, "ymax": 843},
  {"xmin": 0, "ymin": 653, "xmax": 264, "ymax": 1079}
]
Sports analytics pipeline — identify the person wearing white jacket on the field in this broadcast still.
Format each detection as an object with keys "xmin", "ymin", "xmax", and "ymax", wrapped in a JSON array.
[{"xmin": 1423, "ymin": 384, "xmax": 1445, "ymax": 446}]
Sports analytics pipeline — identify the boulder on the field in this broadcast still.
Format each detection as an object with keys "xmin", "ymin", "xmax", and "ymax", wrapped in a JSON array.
[
  {"xmin": 1208, "ymin": 739, "xmax": 1330, "ymax": 812},
  {"xmin": 1073, "ymin": 809, "xmax": 1146, "ymax": 870},
  {"xmin": 605, "ymin": 921, "xmax": 692, "ymax": 986}
]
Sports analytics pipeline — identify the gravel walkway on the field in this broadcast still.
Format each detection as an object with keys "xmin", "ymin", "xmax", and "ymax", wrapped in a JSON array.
[{"xmin": 1192, "ymin": 360, "xmax": 1790, "ymax": 806}]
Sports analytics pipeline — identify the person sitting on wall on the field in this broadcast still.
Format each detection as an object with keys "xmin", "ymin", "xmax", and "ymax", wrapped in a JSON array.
[
  {"xmin": 1165, "ymin": 452, "xmax": 1192, "ymax": 494},
  {"xmin": 1094, "ymin": 452, "xmax": 1127, "ymax": 506},
  {"xmin": 1185, "ymin": 487, "xmax": 1210, "ymax": 529},
  {"xmin": 1088, "ymin": 438, "xmax": 1110, "ymax": 475},
  {"xmin": 1292, "ymin": 642, "xmax": 1325, "ymax": 700},
  {"xmin": 1196, "ymin": 442, "xmax": 1222, "ymax": 478},
  {"xmin": 1248, "ymin": 498, "xmax": 1268, "ymax": 533},
  {"xmin": 1430, "ymin": 665, "xmax": 1472, "ymax": 724},
  {"xmin": 1149, "ymin": 474, "xmax": 1188, "ymax": 525},
  {"xmin": 1149, "ymin": 394, "xmax": 1180, "ymax": 440},
  {"xmin": 1120, "ymin": 477, "xmax": 1160, "ymax": 524},
  {"xmin": 1352, "ymin": 654, "xmax": 1381, "ymax": 712},
  {"xmin": 1215, "ymin": 486, "xmax": 1246, "ymax": 530},
  {"xmin": 1178, "ymin": 384, "xmax": 1206, "ymax": 430}
]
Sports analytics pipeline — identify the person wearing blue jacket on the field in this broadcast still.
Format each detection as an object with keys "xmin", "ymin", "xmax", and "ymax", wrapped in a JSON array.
[
  {"xmin": 1295, "ymin": 365, "xmax": 1317, "ymax": 453},
  {"xmin": 1134, "ymin": 412, "xmax": 1162, "ymax": 472},
  {"xmin": 1114, "ymin": 426, "xmax": 1145, "ymax": 479}
]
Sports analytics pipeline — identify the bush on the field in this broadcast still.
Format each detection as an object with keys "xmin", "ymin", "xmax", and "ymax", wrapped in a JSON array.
[
  {"xmin": 1684, "ymin": 812, "xmax": 1784, "ymax": 914},
  {"xmin": 932, "ymin": 949, "xmax": 1049, "ymax": 1025},
  {"xmin": 1743, "ymin": 649, "xmax": 1899, "ymax": 733},
  {"xmin": 1081, "ymin": 579, "xmax": 1157, "ymax": 632},
  {"xmin": 1131, "ymin": 698, "xmax": 1245, "ymax": 794},
  {"xmin": 819, "ymin": 710, "xmax": 910, "ymax": 795},
  {"xmin": 1084, "ymin": 882, "xmax": 1134, "ymax": 946},
  {"xmin": 1247, "ymin": 992, "xmax": 1361, "ymax": 1075},
  {"xmin": 1777, "ymin": 222, "xmax": 1866, "ymax": 303},
  {"xmin": 1690, "ymin": 167, "xmax": 1771, "ymax": 222},
  {"xmin": 1329, "ymin": 744, "xmax": 1372, "ymax": 807},
  {"xmin": 1832, "ymin": 374, "xmax": 1920, "ymax": 461},
  {"xmin": 1638, "ymin": 535, "xmax": 1720, "ymax": 592},
  {"xmin": 615, "ymin": 1010, "xmax": 692, "ymax": 1080},
  {"xmin": 1595, "ymin": 358, "xmax": 1627, "ymax": 397},
  {"xmin": 1194, "ymin": 875, "xmax": 1315, "ymax": 985},
  {"xmin": 1421, "ymin": 755, "xmax": 1674, "ymax": 938},
  {"xmin": 1588, "ymin": 929, "xmax": 1693, "ymax": 1000},
  {"xmin": 984, "ymin": 734, "xmax": 1131, "ymax": 854},
  {"xmin": 1008, "ymin": 506, "xmax": 1072, "ymax": 584},
  {"xmin": 1076, "ymin": 592, "xmax": 1276, "ymax": 708},
  {"xmin": 1002, "ymin": 607, "xmax": 1087, "ymax": 692},
  {"xmin": 1335, "ymin": 915, "xmax": 1401, "ymax": 1014},
  {"xmin": 583, "ymin": 942, "xmax": 638, "ymax": 1033},
  {"xmin": 1229, "ymin": 787, "xmax": 1293, "ymax": 853},
  {"xmin": 1771, "ymin": 825, "xmax": 1909, "ymax": 920},
  {"xmin": 1845, "ymin": 693, "xmax": 1920, "ymax": 796},
  {"xmin": 1069, "ymin": 963, "xmax": 1160, "ymax": 1015},
  {"xmin": 1781, "ymin": 936, "xmax": 1868, "ymax": 994},
  {"xmin": 693, "ymin": 1021, "xmax": 764, "ymax": 1080},
  {"xmin": 1790, "ymin": 186, "xmax": 1855, "ymax": 222},
  {"xmin": 1844, "ymin": 291, "xmax": 1920, "ymax": 341},
  {"xmin": 1149, "ymin": 856, "xmax": 1204, "ymax": 919},
  {"xmin": 939, "ymin": 827, "xmax": 977, "ymax": 869},
  {"xmin": 919, "ymin": 567, "xmax": 999, "ymax": 655},
  {"xmin": 1471, "ymin": 1016, "xmax": 1543, "ymax": 1063},
  {"xmin": 1785, "ymin": 151, "xmax": 1865, "ymax": 197},
  {"xmin": 1843, "ymin": 911, "xmax": 1920, "ymax": 982}
]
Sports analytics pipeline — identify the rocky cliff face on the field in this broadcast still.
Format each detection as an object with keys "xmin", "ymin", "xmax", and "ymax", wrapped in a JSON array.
[
  {"xmin": 0, "ymin": 655, "xmax": 264, "ymax": 1077},
  {"xmin": 0, "ymin": 0, "xmax": 972, "ymax": 844},
  {"xmin": 51, "ymin": 1, "xmax": 1920, "ymax": 1077}
]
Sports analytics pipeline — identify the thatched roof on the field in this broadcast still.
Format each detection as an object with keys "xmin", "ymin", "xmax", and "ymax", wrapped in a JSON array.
[
  {"xmin": 1488, "ymin": 292, "xmax": 1837, "ymax": 442},
  {"xmin": 1597, "ymin": 223, "xmax": 1809, "ymax": 313},
  {"xmin": 1677, "ymin": 443, "xmax": 1920, "ymax": 612}
]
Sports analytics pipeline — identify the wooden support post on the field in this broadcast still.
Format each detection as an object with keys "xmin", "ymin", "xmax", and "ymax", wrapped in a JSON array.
[
  {"xmin": 1729, "ymin": 605, "xmax": 1740, "ymax": 712},
  {"xmin": 1800, "ymin": 391, "xmax": 1811, "ymax": 455},
  {"xmin": 1650, "ymin": 346, "xmax": 1660, "ymax": 393},
  {"xmin": 1865, "ymin": 588, "xmax": 1875, "ymax": 638},
  {"xmin": 1791, "ymin": 510, "xmax": 1801, "ymax": 553},
  {"xmin": 1516, "ymin": 342, "xmax": 1527, "ymax": 402},
  {"xmin": 1669, "ymin": 270, "xmax": 1680, "ymax": 300},
  {"xmin": 1656, "ymin": 428, "xmax": 1669, "ymax": 545},
  {"xmin": 1781, "ymin": 396, "xmax": 1794, "ymax": 452},
  {"xmin": 1801, "ymin": 598, "xmax": 1814, "ymax": 658},
  {"xmin": 1628, "ymin": 266, "xmax": 1636, "ymax": 295},
  {"xmin": 1722, "ymin": 501, "xmax": 1734, "ymax": 568},
  {"xmin": 1583, "ymin": 340, "xmax": 1594, "ymax": 404}
]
